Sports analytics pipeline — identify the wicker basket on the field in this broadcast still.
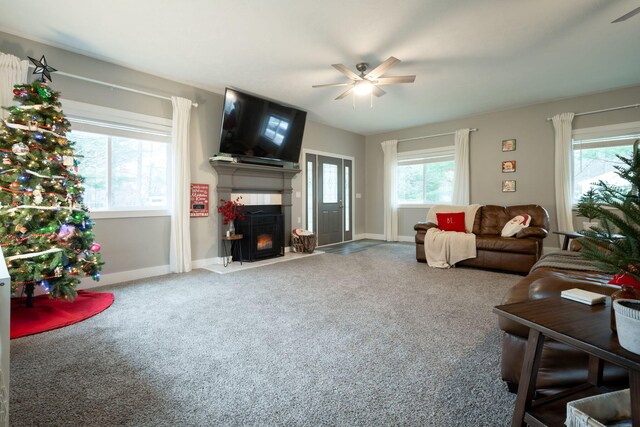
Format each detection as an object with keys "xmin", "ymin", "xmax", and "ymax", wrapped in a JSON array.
[{"xmin": 291, "ymin": 233, "xmax": 317, "ymax": 253}]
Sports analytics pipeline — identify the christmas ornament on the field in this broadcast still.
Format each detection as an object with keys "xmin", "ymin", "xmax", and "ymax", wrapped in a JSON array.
[
  {"xmin": 62, "ymin": 155, "xmax": 74, "ymax": 166},
  {"xmin": 28, "ymin": 55, "xmax": 57, "ymax": 82},
  {"xmin": 10, "ymin": 181, "xmax": 19, "ymax": 189},
  {"xmin": 54, "ymin": 266, "xmax": 63, "ymax": 277},
  {"xmin": 90, "ymin": 243, "xmax": 102, "ymax": 253},
  {"xmin": 57, "ymin": 137, "xmax": 67, "ymax": 145},
  {"xmin": 15, "ymin": 224, "xmax": 27, "ymax": 234},
  {"xmin": 37, "ymin": 85, "xmax": 51, "ymax": 99},
  {"xmin": 34, "ymin": 133, "xmax": 44, "ymax": 141},
  {"xmin": 33, "ymin": 185, "xmax": 43, "ymax": 205},
  {"xmin": 57, "ymin": 224, "xmax": 76, "ymax": 241},
  {"xmin": 2, "ymin": 157, "xmax": 11, "ymax": 165},
  {"xmin": 28, "ymin": 120, "xmax": 38, "ymax": 131},
  {"xmin": 11, "ymin": 142, "xmax": 29, "ymax": 156}
]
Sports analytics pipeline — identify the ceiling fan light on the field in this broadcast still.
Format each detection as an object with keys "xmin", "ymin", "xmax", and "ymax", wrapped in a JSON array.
[{"xmin": 353, "ymin": 80, "xmax": 373, "ymax": 96}]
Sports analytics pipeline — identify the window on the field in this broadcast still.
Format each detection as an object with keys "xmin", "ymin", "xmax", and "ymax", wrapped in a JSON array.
[
  {"xmin": 397, "ymin": 147, "xmax": 455, "ymax": 205},
  {"xmin": 63, "ymin": 100, "xmax": 172, "ymax": 216},
  {"xmin": 572, "ymin": 122, "xmax": 640, "ymax": 205}
]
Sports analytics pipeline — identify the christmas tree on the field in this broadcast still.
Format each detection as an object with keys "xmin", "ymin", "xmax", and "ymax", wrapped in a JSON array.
[{"xmin": 0, "ymin": 56, "xmax": 103, "ymax": 307}]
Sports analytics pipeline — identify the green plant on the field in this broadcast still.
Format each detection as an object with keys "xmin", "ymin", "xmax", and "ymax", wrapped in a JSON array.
[
  {"xmin": 575, "ymin": 147, "xmax": 640, "ymax": 282},
  {"xmin": 576, "ymin": 187, "xmax": 601, "ymax": 222}
]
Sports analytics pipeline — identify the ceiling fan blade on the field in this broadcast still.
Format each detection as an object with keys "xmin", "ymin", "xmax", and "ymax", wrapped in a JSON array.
[
  {"xmin": 612, "ymin": 6, "xmax": 640, "ymax": 22},
  {"xmin": 372, "ymin": 86, "xmax": 386, "ymax": 97},
  {"xmin": 375, "ymin": 76, "xmax": 416, "ymax": 85},
  {"xmin": 312, "ymin": 82, "xmax": 352, "ymax": 88},
  {"xmin": 331, "ymin": 64, "xmax": 362, "ymax": 81},
  {"xmin": 365, "ymin": 56, "xmax": 401, "ymax": 80},
  {"xmin": 335, "ymin": 87, "xmax": 355, "ymax": 100}
]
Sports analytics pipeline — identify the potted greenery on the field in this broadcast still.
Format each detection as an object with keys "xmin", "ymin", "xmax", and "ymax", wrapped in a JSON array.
[
  {"xmin": 576, "ymin": 187, "xmax": 601, "ymax": 231},
  {"xmin": 576, "ymin": 148, "xmax": 640, "ymax": 344}
]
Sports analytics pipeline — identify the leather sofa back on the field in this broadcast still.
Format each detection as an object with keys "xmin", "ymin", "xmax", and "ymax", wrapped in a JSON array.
[{"xmin": 478, "ymin": 205, "xmax": 549, "ymax": 235}]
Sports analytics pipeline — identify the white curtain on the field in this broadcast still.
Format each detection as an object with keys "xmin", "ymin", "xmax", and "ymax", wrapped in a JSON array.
[
  {"xmin": 381, "ymin": 139, "xmax": 399, "ymax": 241},
  {"xmin": 452, "ymin": 128, "xmax": 471, "ymax": 205},
  {"xmin": 552, "ymin": 112, "xmax": 576, "ymax": 246},
  {"xmin": 0, "ymin": 52, "xmax": 29, "ymax": 119},
  {"xmin": 169, "ymin": 96, "xmax": 193, "ymax": 273}
]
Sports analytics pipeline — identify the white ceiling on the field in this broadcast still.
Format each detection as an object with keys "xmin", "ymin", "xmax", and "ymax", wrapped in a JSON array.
[{"xmin": 1, "ymin": 0, "xmax": 639, "ymax": 136}]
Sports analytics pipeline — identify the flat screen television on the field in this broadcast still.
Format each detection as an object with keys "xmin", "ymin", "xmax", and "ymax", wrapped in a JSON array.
[{"xmin": 218, "ymin": 88, "xmax": 307, "ymax": 164}]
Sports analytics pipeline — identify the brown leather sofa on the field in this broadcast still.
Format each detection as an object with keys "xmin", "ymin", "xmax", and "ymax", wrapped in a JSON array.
[
  {"xmin": 414, "ymin": 205, "xmax": 549, "ymax": 274},
  {"xmin": 498, "ymin": 253, "xmax": 628, "ymax": 394}
]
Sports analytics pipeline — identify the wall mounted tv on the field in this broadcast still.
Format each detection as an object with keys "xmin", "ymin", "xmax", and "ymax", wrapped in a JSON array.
[{"xmin": 218, "ymin": 88, "xmax": 307, "ymax": 164}]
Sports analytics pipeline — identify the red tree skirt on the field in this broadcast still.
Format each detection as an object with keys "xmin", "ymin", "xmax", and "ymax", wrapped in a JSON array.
[{"xmin": 11, "ymin": 290, "xmax": 114, "ymax": 339}]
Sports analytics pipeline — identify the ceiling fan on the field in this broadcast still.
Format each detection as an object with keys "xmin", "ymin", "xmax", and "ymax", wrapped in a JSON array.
[
  {"xmin": 612, "ymin": 5, "xmax": 640, "ymax": 22},
  {"xmin": 312, "ymin": 56, "xmax": 415, "ymax": 100}
]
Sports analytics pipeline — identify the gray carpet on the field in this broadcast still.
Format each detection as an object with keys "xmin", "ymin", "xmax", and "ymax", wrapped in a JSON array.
[{"xmin": 10, "ymin": 243, "xmax": 517, "ymax": 426}]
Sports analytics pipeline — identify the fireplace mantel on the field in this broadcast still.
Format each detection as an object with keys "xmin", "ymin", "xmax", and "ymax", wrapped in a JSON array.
[
  {"xmin": 210, "ymin": 159, "xmax": 301, "ymax": 256},
  {"xmin": 210, "ymin": 160, "xmax": 301, "ymax": 193}
]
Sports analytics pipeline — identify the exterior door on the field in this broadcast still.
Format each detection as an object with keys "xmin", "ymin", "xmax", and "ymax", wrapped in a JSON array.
[
  {"xmin": 318, "ymin": 155, "xmax": 343, "ymax": 245},
  {"xmin": 305, "ymin": 153, "xmax": 353, "ymax": 246}
]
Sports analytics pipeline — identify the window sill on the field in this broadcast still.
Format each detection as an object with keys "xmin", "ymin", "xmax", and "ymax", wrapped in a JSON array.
[
  {"xmin": 398, "ymin": 204, "xmax": 441, "ymax": 209},
  {"xmin": 89, "ymin": 209, "xmax": 170, "ymax": 219}
]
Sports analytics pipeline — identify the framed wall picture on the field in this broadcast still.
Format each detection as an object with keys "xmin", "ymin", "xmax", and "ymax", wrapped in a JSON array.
[
  {"xmin": 502, "ymin": 180, "xmax": 516, "ymax": 192},
  {"xmin": 502, "ymin": 160, "xmax": 516, "ymax": 173},
  {"xmin": 502, "ymin": 139, "xmax": 516, "ymax": 152}
]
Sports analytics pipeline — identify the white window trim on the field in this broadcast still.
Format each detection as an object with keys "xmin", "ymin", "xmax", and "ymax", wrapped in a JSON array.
[
  {"xmin": 62, "ymin": 100, "xmax": 173, "ymax": 219},
  {"xmin": 571, "ymin": 121, "xmax": 640, "ymax": 209},
  {"xmin": 397, "ymin": 145, "xmax": 455, "ymax": 207}
]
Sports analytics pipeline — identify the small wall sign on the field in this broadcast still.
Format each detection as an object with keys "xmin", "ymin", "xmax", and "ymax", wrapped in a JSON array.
[
  {"xmin": 502, "ymin": 180, "xmax": 516, "ymax": 192},
  {"xmin": 190, "ymin": 183, "xmax": 209, "ymax": 217},
  {"xmin": 502, "ymin": 160, "xmax": 516, "ymax": 173},
  {"xmin": 502, "ymin": 139, "xmax": 516, "ymax": 152}
]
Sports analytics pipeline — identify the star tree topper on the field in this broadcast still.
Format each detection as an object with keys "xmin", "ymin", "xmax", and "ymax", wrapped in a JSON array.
[{"xmin": 28, "ymin": 55, "xmax": 57, "ymax": 82}]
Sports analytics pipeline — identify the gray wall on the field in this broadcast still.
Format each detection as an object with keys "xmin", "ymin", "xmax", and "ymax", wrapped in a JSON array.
[
  {"xmin": 0, "ymin": 32, "xmax": 365, "ymax": 279},
  {"xmin": 365, "ymin": 84, "xmax": 640, "ymax": 245}
]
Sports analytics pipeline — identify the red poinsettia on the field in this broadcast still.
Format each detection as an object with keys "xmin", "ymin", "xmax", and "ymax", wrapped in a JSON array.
[{"xmin": 217, "ymin": 196, "xmax": 244, "ymax": 225}]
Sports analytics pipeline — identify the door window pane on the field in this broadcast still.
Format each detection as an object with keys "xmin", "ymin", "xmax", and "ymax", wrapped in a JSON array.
[
  {"xmin": 322, "ymin": 163, "xmax": 338, "ymax": 203},
  {"xmin": 307, "ymin": 160, "xmax": 314, "ymax": 232},
  {"xmin": 345, "ymin": 166, "xmax": 350, "ymax": 232}
]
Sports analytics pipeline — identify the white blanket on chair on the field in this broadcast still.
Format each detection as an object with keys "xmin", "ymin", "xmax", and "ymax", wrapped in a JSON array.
[{"xmin": 425, "ymin": 228, "xmax": 477, "ymax": 268}]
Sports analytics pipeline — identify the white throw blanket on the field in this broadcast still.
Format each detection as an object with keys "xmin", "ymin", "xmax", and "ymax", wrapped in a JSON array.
[
  {"xmin": 424, "ymin": 204, "xmax": 481, "ymax": 268},
  {"xmin": 425, "ymin": 228, "xmax": 476, "ymax": 268}
]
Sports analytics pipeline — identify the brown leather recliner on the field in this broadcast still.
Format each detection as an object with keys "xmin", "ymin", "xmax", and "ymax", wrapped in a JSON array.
[
  {"xmin": 498, "ymin": 263, "xmax": 628, "ymax": 395},
  {"xmin": 414, "ymin": 205, "xmax": 550, "ymax": 274}
]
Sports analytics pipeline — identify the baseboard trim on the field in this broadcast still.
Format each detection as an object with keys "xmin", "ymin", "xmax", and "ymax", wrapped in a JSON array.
[
  {"xmin": 78, "ymin": 264, "xmax": 171, "ymax": 289},
  {"xmin": 358, "ymin": 233, "xmax": 385, "ymax": 240},
  {"xmin": 191, "ymin": 257, "xmax": 219, "ymax": 269}
]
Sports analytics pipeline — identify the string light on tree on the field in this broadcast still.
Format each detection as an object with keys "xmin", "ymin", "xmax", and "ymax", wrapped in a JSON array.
[{"xmin": 0, "ymin": 55, "xmax": 104, "ymax": 307}]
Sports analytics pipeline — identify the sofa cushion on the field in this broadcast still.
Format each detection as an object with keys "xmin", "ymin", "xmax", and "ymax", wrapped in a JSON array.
[
  {"xmin": 475, "ymin": 234, "xmax": 539, "ymax": 254},
  {"xmin": 436, "ymin": 212, "xmax": 466, "ymax": 232}
]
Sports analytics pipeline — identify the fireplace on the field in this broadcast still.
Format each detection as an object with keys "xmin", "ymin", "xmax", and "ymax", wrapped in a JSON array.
[
  {"xmin": 235, "ymin": 205, "xmax": 284, "ymax": 262},
  {"xmin": 210, "ymin": 160, "xmax": 301, "ymax": 262}
]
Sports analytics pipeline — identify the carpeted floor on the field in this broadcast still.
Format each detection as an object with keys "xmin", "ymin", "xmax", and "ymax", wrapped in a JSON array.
[{"xmin": 10, "ymin": 242, "xmax": 517, "ymax": 426}]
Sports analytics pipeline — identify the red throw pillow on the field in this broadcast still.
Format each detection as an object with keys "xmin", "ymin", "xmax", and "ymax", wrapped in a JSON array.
[{"xmin": 436, "ymin": 212, "xmax": 466, "ymax": 232}]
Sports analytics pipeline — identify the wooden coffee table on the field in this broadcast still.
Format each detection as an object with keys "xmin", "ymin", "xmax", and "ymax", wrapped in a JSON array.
[{"xmin": 494, "ymin": 297, "xmax": 640, "ymax": 426}]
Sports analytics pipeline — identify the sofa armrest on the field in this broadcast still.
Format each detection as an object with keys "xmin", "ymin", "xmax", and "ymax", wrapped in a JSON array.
[
  {"xmin": 515, "ymin": 227, "xmax": 548, "ymax": 239},
  {"xmin": 414, "ymin": 221, "xmax": 438, "ymax": 232}
]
